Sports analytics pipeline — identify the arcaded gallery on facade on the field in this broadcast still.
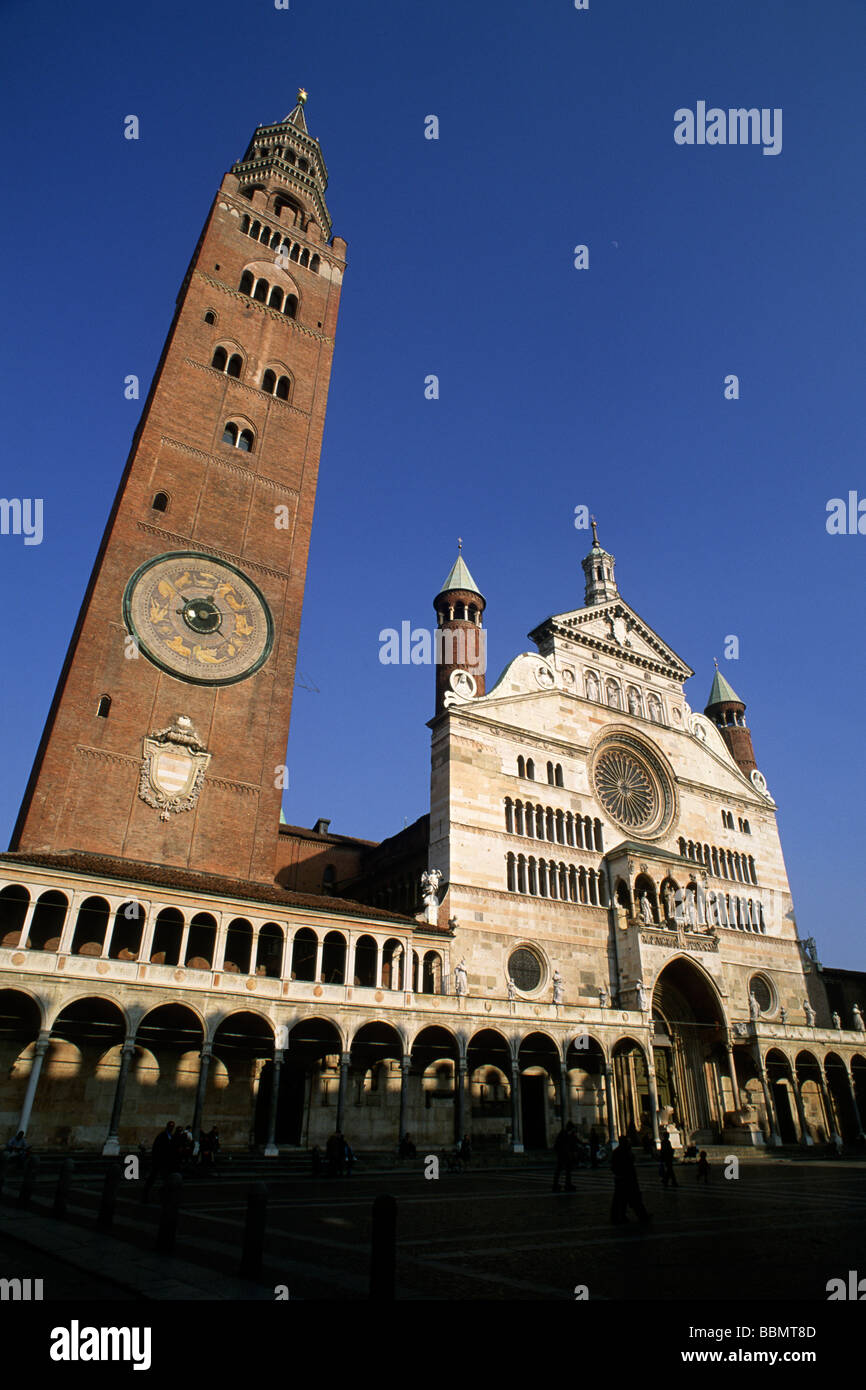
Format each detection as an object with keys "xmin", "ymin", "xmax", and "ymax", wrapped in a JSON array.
[{"xmin": 1, "ymin": 98, "xmax": 865, "ymax": 1157}]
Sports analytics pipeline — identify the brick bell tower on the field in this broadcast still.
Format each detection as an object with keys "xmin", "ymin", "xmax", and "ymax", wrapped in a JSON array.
[
  {"xmin": 433, "ymin": 542, "xmax": 487, "ymax": 714},
  {"xmin": 11, "ymin": 92, "xmax": 347, "ymax": 883},
  {"xmin": 704, "ymin": 660, "xmax": 758, "ymax": 777}
]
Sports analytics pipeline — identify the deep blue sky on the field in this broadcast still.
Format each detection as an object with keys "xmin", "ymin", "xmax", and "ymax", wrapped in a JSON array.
[{"xmin": 1, "ymin": 0, "xmax": 864, "ymax": 964}]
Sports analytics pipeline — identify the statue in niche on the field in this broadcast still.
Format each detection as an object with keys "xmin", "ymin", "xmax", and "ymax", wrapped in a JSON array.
[
  {"xmin": 552, "ymin": 970, "xmax": 564, "ymax": 1005},
  {"xmin": 635, "ymin": 980, "xmax": 648, "ymax": 1011},
  {"xmin": 748, "ymin": 992, "xmax": 760, "ymax": 1021},
  {"xmin": 780, "ymin": 1007, "xmax": 788, "ymax": 1023},
  {"xmin": 832, "ymin": 1012, "xmax": 841, "ymax": 1030},
  {"xmin": 639, "ymin": 892, "xmax": 653, "ymax": 925},
  {"xmin": 507, "ymin": 977, "xmax": 516, "ymax": 1001},
  {"xmin": 685, "ymin": 889, "xmax": 697, "ymax": 928},
  {"xmin": 598, "ymin": 985, "xmax": 609, "ymax": 1008},
  {"xmin": 627, "ymin": 688, "xmax": 641, "ymax": 715},
  {"xmin": 663, "ymin": 885, "xmax": 676, "ymax": 922},
  {"xmin": 803, "ymin": 999, "xmax": 816, "ymax": 1027},
  {"xmin": 454, "ymin": 959, "xmax": 468, "ymax": 997},
  {"xmin": 586, "ymin": 672, "xmax": 599, "ymax": 702},
  {"xmin": 606, "ymin": 681, "xmax": 621, "ymax": 709},
  {"xmin": 853, "ymin": 1005, "xmax": 865, "ymax": 1032}
]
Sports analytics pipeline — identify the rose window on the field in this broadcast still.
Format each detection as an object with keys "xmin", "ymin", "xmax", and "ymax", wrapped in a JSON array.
[{"xmin": 594, "ymin": 749, "xmax": 657, "ymax": 829}]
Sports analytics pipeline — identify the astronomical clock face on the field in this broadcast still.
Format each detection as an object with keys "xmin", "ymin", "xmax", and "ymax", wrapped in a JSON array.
[{"xmin": 123, "ymin": 552, "xmax": 274, "ymax": 685}]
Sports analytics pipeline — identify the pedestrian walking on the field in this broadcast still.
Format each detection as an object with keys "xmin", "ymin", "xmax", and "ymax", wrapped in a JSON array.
[
  {"xmin": 659, "ymin": 1131, "xmax": 678, "ymax": 1188},
  {"xmin": 552, "ymin": 1121, "xmax": 577, "ymax": 1192},
  {"xmin": 696, "ymin": 1149, "xmax": 710, "ymax": 1184},
  {"xmin": 141, "ymin": 1121, "xmax": 176, "ymax": 1202},
  {"xmin": 610, "ymin": 1135, "xmax": 651, "ymax": 1224}
]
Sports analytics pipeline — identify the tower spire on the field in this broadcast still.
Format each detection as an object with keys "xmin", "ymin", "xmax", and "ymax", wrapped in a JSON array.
[
  {"xmin": 433, "ymin": 547, "xmax": 487, "ymax": 714},
  {"xmin": 581, "ymin": 521, "xmax": 618, "ymax": 606},
  {"xmin": 705, "ymin": 667, "xmax": 757, "ymax": 776}
]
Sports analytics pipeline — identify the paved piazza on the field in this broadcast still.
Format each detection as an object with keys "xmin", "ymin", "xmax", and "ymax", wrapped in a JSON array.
[{"xmin": 38, "ymin": 1153, "xmax": 866, "ymax": 1303}]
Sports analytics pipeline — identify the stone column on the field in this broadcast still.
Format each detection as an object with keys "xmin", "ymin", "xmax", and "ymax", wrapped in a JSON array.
[
  {"xmin": 398, "ymin": 1054, "xmax": 412, "ymax": 1142},
  {"xmin": 820, "ymin": 1067, "xmax": 843, "ymax": 1145},
  {"xmin": 374, "ymin": 943, "xmax": 383, "ymax": 989},
  {"xmin": 646, "ymin": 1053, "xmax": 660, "ymax": 1144},
  {"xmin": 510, "ymin": 1061, "xmax": 523, "ymax": 1152},
  {"xmin": 602, "ymin": 1062, "xmax": 617, "ymax": 1144},
  {"xmin": 336, "ymin": 1052, "xmax": 350, "ymax": 1131},
  {"xmin": 138, "ymin": 904, "xmax": 157, "ymax": 964},
  {"xmin": 58, "ymin": 892, "xmax": 86, "ymax": 956},
  {"xmin": 724, "ymin": 1039, "xmax": 741, "ymax": 1111},
  {"xmin": 279, "ymin": 929, "xmax": 291, "ymax": 981},
  {"xmin": 190, "ymin": 1043, "xmax": 212, "ymax": 1137},
  {"xmin": 757, "ymin": 1060, "xmax": 782, "ymax": 1146},
  {"xmin": 313, "ymin": 936, "xmax": 324, "ymax": 984},
  {"xmin": 844, "ymin": 1063, "xmax": 866, "ymax": 1140},
  {"xmin": 16, "ymin": 897, "xmax": 38, "ymax": 949},
  {"xmin": 345, "ymin": 938, "xmax": 357, "ymax": 988},
  {"xmin": 18, "ymin": 1031, "xmax": 51, "ymax": 1136},
  {"xmin": 790, "ymin": 1072, "xmax": 813, "ymax": 1146},
  {"xmin": 559, "ymin": 1068, "xmax": 570, "ymax": 1127},
  {"xmin": 213, "ymin": 920, "xmax": 228, "ymax": 972},
  {"xmin": 454, "ymin": 1058, "xmax": 467, "ymax": 1144},
  {"xmin": 103, "ymin": 1038, "xmax": 136, "ymax": 1155},
  {"xmin": 178, "ymin": 918, "xmax": 191, "ymax": 970},
  {"xmin": 264, "ymin": 1048, "xmax": 284, "ymax": 1156}
]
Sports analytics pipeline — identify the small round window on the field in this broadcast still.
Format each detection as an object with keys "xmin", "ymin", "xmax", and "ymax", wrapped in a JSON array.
[
  {"xmin": 749, "ymin": 974, "xmax": 773, "ymax": 1014},
  {"xmin": 509, "ymin": 947, "xmax": 543, "ymax": 992}
]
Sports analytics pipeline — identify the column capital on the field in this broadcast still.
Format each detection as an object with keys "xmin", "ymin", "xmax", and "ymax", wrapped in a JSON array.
[
  {"xmin": 401, "ymin": 1054, "xmax": 412, "ymax": 1070},
  {"xmin": 273, "ymin": 1048, "xmax": 284, "ymax": 1064},
  {"xmin": 340, "ymin": 1051, "xmax": 351, "ymax": 1066},
  {"xmin": 121, "ymin": 1038, "xmax": 137, "ymax": 1057},
  {"xmin": 200, "ymin": 1042, "xmax": 213, "ymax": 1059}
]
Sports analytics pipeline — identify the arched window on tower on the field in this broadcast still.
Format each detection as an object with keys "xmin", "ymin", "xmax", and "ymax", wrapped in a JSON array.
[
  {"xmin": 268, "ymin": 286, "xmax": 284, "ymax": 310},
  {"xmin": 275, "ymin": 375, "xmax": 291, "ymax": 400},
  {"xmin": 547, "ymin": 761, "xmax": 554, "ymax": 785},
  {"xmin": 310, "ymin": 254, "xmax": 320, "ymax": 273},
  {"xmin": 226, "ymin": 354, "xmax": 242, "ymax": 379},
  {"xmin": 262, "ymin": 369, "xmax": 277, "ymax": 394},
  {"xmin": 238, "ymin": 429, "xmax": 254, "ymax": 453},
  {"xmin": 203, "ymin": 309, "xmax": 217, "ymax": 325},
  {"xmin": 239, "ymin": 271, "xmax": 254, "ymax": 295},
  {"xmin": 151, "ymin": 492, "xmax": 169, "ymax": 513},
  {"xmin": 526, "ymin": 758, "xmax": 535, "ymax": 780},
  {"xmin": 284, "ymin": 295, "xmax": 298, "ymax": 319},
  {"xmin": 253, "ymin": 279, "xmax": 268, "ymax": 302},
  {"xmin": 96, "ymin": 694, "xmax": 111, "ymax": 718},
  {"xmin": 517, "ymin": 756, "xmax": 525, "ymax": 778},
  {"xmin": 211, "ymin": 346, "xmax": 228, "ymax": 372},
  {"xmin": 555, "ymin": 764, "xmax": 564, "ymax": 787},
  {"xmin": 222, "ymin": 422, "xmax": 238, "ymax": 446}
]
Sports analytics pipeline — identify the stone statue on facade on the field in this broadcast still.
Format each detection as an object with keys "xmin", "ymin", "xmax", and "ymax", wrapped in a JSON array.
[
  {"xmin": 552, "ymin": 970, "xmax": 564, "ymax": 1005},
  {"xmin": 421, "ymin": 868, "xmax": 443, "ymax": 925},
  {"xmin": 639, "ymin": 892, "xmax": 653, "ymax": 925},
  {"xmin": 586, "ymin": 672, "xmax": 599, "ymax": 702},
  {"xmin": 635, "ymin": 979, "xmax": 648, "ymax": 1011},
  {"xmin": 803, "ymin": 999, "xmax": 816, "ymax": 1027},
  {"xmin": 685, "ymin": 889, "xmax": 697, "ymax": 928},
  {"xmin": 628, "ymin": 688, "xmax": 641, "ymax": 715},
  {"xmin": 832, "ymin": 1011, "xmax": 841, "ymax": 1030},
  {"xmin": 853, "ymin": 1005, "xmax": 865, "ymax": 1032},
  {"xmin": 780, "ymin": 1007, "xmax": 788, "ymax": 1023},
  {"xmin": 598, "ymin": 985, "xmax": 609, "ymax": 1008},
  {"xmin": 454, "ymin": 958, "xmax": 468, "ymax": 997},
  {"xmin": 663, "ymin": 885, "xmax": 676, "ymax": 922},
  {"xmin": 748, "ymin": 992, "xmax": 760, "ymax": 1021},
  {"xmin": 506, "ymin": 976, "xmax": 516, "ymax": 1001},
  {"xmin": 802, "ymin": 937, "xmax": 818, "ymax": 963}
]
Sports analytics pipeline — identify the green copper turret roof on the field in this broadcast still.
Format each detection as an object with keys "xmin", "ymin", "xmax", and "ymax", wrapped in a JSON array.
[
  {"xmin": 706, "ymin": 668, "xmax": 744, "ymax": 708},
  {"xmin": 436, "ymin": 553, "xmax": 484, "ymax": 601}
]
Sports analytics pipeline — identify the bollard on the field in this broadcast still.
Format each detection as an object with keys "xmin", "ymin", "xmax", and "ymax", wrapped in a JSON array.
[
  {"xmin": 369, "ymin": 1193, "xmax": 397, "ymax": 1299},
  {"xmin": 52, "ymin": 1159, "xmax": 75, "ymax": 1219},
  {"xmin": 0, "ymin": 1152, "xmax": 7, "ymax": 1198},
  {"xmin": 155, "ymin": 1171, "xmax": 182, "ymax": 1254},
  {"xmin": 239, "ymin": 1181, "xmax": 268, "ymax": 1278},
  {"xmin": 16, "ymin": 1154, "xmax": 40, "ymax": 1209},
  {"xmin": 97, "ymin": 1162, "xmax": 122, "ymax": 1230}
]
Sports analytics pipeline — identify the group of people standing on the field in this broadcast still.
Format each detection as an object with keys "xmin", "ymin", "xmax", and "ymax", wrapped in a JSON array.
[{"xmin": 141, "ymin": 1120, "xmax": 220, "ymax": 1199}]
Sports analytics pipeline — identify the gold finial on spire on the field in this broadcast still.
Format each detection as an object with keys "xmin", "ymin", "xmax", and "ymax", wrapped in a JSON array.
[
  {"xmin": 297, "ymin": 88, "xmax": 308, "ymax": 105},
  {"xmin": 457, "ymin": 537, "xmax": 462, "ymax": 552},
  {"xmin": 590, "ymin": 514, "xmax": 599, "ymax": 545},
  {"xmin": 714, "ymin": 656, "xmax": 719, "ymax": 669}
]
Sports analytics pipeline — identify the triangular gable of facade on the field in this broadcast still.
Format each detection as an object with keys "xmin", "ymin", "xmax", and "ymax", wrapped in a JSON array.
[{"xmin": 529, "ymin": 598, "xmax": 693, "ymax": 682}]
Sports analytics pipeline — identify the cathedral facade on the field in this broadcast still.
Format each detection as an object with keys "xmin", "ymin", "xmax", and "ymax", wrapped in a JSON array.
[{"xmin": 1, "ymin": 105, "xmax": 864, "ymax": 1157}]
